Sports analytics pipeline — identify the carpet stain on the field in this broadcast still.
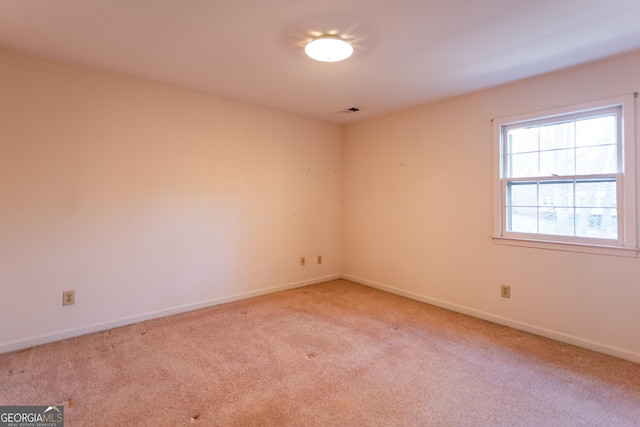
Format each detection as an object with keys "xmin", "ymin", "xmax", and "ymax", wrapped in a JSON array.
[{"xmin": 100, "ymin": 344, "xmax": 115, "ymax": 353}]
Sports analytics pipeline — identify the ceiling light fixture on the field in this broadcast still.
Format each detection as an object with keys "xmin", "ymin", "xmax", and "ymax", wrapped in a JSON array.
[{"xmin": 305, "ymin": 36, "xmax": 353, "ymax": 62}]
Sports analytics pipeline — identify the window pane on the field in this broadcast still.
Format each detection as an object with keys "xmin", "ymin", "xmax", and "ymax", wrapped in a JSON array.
[
  {"xmin": 508, "ymin": 182, "xmax": 537, "ymax": 206},
  {"xmin": 575, "ymin": 180, "xmax": 616, "ymax": 208},
  {"xmin": 508, "ymin": 127, "xmax": 538, "ymax": 154},
  {"xmin": 540, "ymin": 149, "xmax": 575, "ymax": 176},
  {"xmin": 538, "ymin": 181, "xmax": 572, "ymax": 207},
  {"xmin": 539, "ymin": 207, "xmax": 574, "ymax": 236},
  {"xmin": 575, "ymin": 208, "xmax": 617, "ymax": 239},
  {"xmin": 508, "ymin": 152, "xmax": 538, "ymax": 178},
  {"xmin": 576, "ymin": 115, "xmax": 616, "ymax": 147},
  {"xmin": 539, "ymin": 121, "xmax": 574, "ymax": 151},
  {"xmin": 508, "ymin": 207, "xmax": 537, "ymax": 233},
  {"xmin": 575, "ymin": 145, "xmax": 616, "ymax": 175}
]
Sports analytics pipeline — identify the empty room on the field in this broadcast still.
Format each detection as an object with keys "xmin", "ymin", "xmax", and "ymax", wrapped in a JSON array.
[{"xmin": 1, "ymin": 1, "xmax": 639, "ymax": 426}]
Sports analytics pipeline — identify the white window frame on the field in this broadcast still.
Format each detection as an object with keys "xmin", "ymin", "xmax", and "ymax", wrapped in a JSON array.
[{"xmin": 492, "ymin": 94, "xmax": 638, "ymax": 257}]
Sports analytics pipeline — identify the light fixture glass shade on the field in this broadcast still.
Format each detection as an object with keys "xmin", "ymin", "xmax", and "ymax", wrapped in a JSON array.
[{"xmin": 305, "ymin": 36, "xmax": 353, "ymax": 62}]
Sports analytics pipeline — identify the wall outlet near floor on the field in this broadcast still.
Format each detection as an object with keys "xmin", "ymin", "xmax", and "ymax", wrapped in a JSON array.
[
  {"xmin": 317, "ymin": 255, "xmax": 322, "ymax": 264},
  {"xmin": 501, "ymin": 284, "xmax": 511, "ymax": 299},
  {"xmin": 300, "ymin": 257, "xmax": 305, "ymax": 266},
  {"xmin": 63, "ymin": 290, "xmax": 75, "ymax": 306}
]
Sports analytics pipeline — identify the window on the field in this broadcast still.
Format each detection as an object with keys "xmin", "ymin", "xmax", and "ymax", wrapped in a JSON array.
[{"xmin": 493, "ymin": 95, "xmax": 637, "ymax": 256}]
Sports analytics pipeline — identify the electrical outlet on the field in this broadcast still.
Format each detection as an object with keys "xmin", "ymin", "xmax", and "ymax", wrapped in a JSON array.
[
  {"xmin": 501, "ymin": 284, "xmax": 511, "ymax": 299},
  {"xmin": 300, "ymin": 257, "xmax": 305, "ymax": 266},
  {"xmin": 317, "ymin": 255, "xmax": 322, "ymax": 264},
  {"xmin": 63, "ymin": 290, "xmax": 75, "ymax": 306}
]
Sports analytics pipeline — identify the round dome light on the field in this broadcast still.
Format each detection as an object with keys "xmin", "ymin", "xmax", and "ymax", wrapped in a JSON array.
[{"xmin": 305, "ymin": 36, "xmax": 353, "ymax": 62}]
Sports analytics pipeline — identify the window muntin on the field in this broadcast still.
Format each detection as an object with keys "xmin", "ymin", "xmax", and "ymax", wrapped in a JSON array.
[{"xmin": 493, "ymin": 95, "xmax": 637, "ymax": 254}]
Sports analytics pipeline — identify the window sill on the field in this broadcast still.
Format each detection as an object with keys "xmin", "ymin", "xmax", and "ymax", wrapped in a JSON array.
[{"xmin": 492, "ymin": 236, "xmax": 638, "ymax": 258}]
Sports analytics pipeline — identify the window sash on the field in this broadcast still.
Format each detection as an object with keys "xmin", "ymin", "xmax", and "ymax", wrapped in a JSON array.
[
  {"xmin": 501, "ymin": 174, "xmax": 623, "ymax": 245},
  {"xmin": 502, "ymin": 106, "xmax": 622, "ymax": 180}
]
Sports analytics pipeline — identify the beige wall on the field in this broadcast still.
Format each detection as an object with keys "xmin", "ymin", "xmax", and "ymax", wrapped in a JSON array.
[
  {"xmin": 3, "ymin": 45, "xmax": 640, "ymax": 362},
  {"xmin": 343, "ymin": 50, "xmax": 640, "ymax": 362},
  {"xmin": 0, "ymin": 48, "xmax": 343, "ymax": 351}
]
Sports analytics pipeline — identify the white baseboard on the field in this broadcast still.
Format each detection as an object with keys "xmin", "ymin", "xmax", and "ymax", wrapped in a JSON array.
[
  {"xmin": 343, "ymin": 274, "xmax": 640, "ymax": 364},
  {"xmin": 6, "ymin": 273, "xmax": 638, "ymax": 364},
  {"xmin": 0, "ymin": 274, "xmax": 342, "ymax": 355}
]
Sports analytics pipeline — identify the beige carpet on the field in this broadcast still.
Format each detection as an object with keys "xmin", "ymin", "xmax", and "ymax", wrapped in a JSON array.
[{"xmin": 1, "ymin": 279, "xmax": 639, "ymax": 426}]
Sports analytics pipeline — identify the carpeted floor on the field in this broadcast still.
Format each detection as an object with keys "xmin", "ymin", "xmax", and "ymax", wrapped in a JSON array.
[{"xmin": 1, "ymin": 279, "xmax": 639, "ymax": 426}]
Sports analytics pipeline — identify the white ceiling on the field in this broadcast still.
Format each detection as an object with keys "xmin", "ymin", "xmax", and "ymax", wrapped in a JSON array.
[{"xmin": 2, "ymin": 0, "xmax": 640, "ymax": 124}]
